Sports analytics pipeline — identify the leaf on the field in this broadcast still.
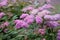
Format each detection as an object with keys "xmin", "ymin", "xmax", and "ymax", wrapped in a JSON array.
[
  {"xmin": 2, "ymin": 16, "xmax": 8, "ymax": 21},
  {"xmin": 12, "ymin": 15, "xmax": 18, "ymax": 20}
]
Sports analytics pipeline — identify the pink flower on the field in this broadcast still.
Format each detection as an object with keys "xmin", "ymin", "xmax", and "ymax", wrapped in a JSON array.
[
  {"xmin": 20, "ymin": 13, "xmax": 29, "ymax": 19},
  {"xmin": 42, "ymin": 10, "xmax": 51, "ymax": 14},
  {"xmin": 44, "ymin": 15, "xmax": 54, "ymax": 20},
  {"xmin": 57, "ymin": 30, "xmax": 60, "ymax": 40},
  {"xmin": 37, "ymin": 10, "xmax": 51, "ymax": 17},
  {"xmin": 22, "ymin": 5, "xmax": 34, "ymax": 12},
  {"xmin": 3, "ymin": 21, "xmax": 9, "ymax": 27},
  {"xmin": 30, "ymin": 9, "xmax": 39, "ymax": 15},
  {"xmin": 54, "ymin": 14, "xmax": 60, "ymax": 20},
  {"xmin": 27, "ymin": 5, "xmax": 34, "ymax": 11},
  {"xmin": 21, "ymin": 22, "xmax": 29, "ymax": 28},
  {"xmin": 15, "ymin": 21, "xmax": 23, "ymax": 29},
  {"xmin": 15, "ymin": 20, "xmax": 29, "ymax": 29},
  {"xmin": 44, "ymin": 4, "xmax": 54, "ymax": 9},
  {"xmin": 3, "ymin": 29, "xmax": 8, "ymax": 33},
  {"xmin": 22, "ymin": 7, "xmax": 28, "ymax": 12},
  {"xmin": 44, "ymin": 14, "xmax": 60, "ymax": 21},
  {"xmin": 0, "ymin": 12, "xmax": 5, "ymax": 18},
  {"xmin": 38, "ymin": 7, "xmax": 44, "ymax": 11},
  {"xmin": 0, "ymin": 24, "xmax": 5, "ymax": 28},
  {"xmin": 0, "ymin": 21, "xmax": 9, "ymax": 28},
  {"xmin": 38, "ymin": 29, "xmax": 45, "ymax": 35},
  {"xmin": 26, "ymin": 19, "xmax": 34, "ymax": 24},
  {"xmin": 46, "ymin": 21, "xmax": 59, "ymax": 28},
  {"xmin": 35, "ymin": 16, "xmax": 43, "ymax": 24},
  {"xmin": 24, "ymin": 15, "xmax": 34, "ymax": 24},
  {"xmin": 14, "ymin": 20, "xmax": 21, "ymax": 24},
  {"xmin": 0, "ymin": 0, "xmax": 8, "ymax": 6},
  {"xmin": 38, "ymin": 4, "xmax": 54, "ymax": 11}
]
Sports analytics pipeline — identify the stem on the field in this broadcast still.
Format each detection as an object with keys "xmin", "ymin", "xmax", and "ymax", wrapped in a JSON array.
[{"xmin": 41, "ymin": 17, "xmax": 45, "ymax": 28}]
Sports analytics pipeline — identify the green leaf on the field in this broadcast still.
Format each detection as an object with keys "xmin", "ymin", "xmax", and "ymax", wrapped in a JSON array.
[{"xmin": 12, "ymin": 15, "xmax": 18, "ymax": 20}]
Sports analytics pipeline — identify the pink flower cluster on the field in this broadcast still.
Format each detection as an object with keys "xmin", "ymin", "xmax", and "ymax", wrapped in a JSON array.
[
  {"xmin": 44, "ymin": 14, "xmax": 60, "ymax": 21},
  {"xmin": 16, "ymin": 2, "xmax": 60, "ymax": 36},
  {"xmin": 0, "ymin": 12, "xmax": 10, "ymax": 30},
  {"xmin": 14, "ymin": 20, "xmax": 29, "ymax": 29},
  {"xmin": 38, "ymin": 29, "xmax": 45, "ymax": 35},
  {"xmin": 14, "ymin": 13, "xmax": 43, "ymax": 29},
  {"xmin": 0, "ymin": 0, "xmax": 8, "ymax": 7},
  {"xmin": 38, "ymin": 4, "xmax": 54, "ymax": 11},
  {"xmin": 0, "ymin": 21, "xmax": 9, "ymax": 28},
  {"xmin": 57, "ymin": 30, "xmax": 60, "ymax": 40},
  {"xmin": 0, "ymin": 12, "xmax": 5, "ymax": 18},
  {"xmin": 35, "ymin": 15, "xmax": 43, "ymax": 24},
  {"xmin": 22, "ymin": 5, "xmax": 34, "ymax": 12}
]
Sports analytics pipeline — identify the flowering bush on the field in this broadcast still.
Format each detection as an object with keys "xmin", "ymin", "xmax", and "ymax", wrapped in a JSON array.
[{"xmin": 0, "ymin": 0, "xmax": 60, "ymax": 40}]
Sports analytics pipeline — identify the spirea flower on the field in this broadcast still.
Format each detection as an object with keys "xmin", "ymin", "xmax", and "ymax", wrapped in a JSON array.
[
  {"xmin": 14, "ymin": 20, "xmax": 21, "ymax": 24},
  {"xmin": 0, "ymin": 21, "xmax": 9, "ymax": 28},
  {"xmin": 15, "ymin": 22, "xmax": 22, "ymax": 29},
  {"xmin": 0, "ymin": 0, "xmax": 8, "ymax": 6},
  {"xmin": 25, "ymin": 19, "xmax": 34, "ymax": 24},
  {"xmin": 38, "ymin": 7, "xmax": 43, "ymax": 11},
  {"xmin": 44, "ymin": 15, "xmax": 54, "ymax": 21},
  {"xmin": 54, "ymin": 14, "xmax": 60, "ymax": 20},
  {"xmin": 22, "ymin": 5, "xmax": 34, "ymax": 12},
  {"xmin": 20, "ymin": 13, "xmax": 29, "ymax": 19},
  {"xmin": 57, "ymin": 30, "xmax": 60, "ymax": 40},
  {"xmin": 38, "ymin": 4, "xmax": 54, "ymax": 11},
  {"xmin": 41, "ymin": 10, "xmax": 51, "ymax": 14},
  {"xmin": 38, "ymin": 29, "xmax": 45, "ymax": 35},
  {"xmin": 15, "ymin": 20, "xmax": 29, "ymax": 29},
  {"xmin": 22, "ymin": 7, "xmax": 28, "ymax": 12},
  {"xmin": 3, "ymin": 21, "xmax": 9, "ymax": 27},
  {"xmin": 42, "ymin": 4, "xmax": 54, "ymax": 9},
  {"xmin": 0, "ymin": 12, "xmax": 5, "ymax": 18},
  {"xmin": 30, "ymin": 9, "xmax": 39, "ymax": 15},
  {"xmin": 0, "ymin": 24, "xmax": 5, "ymax": 28},
  {"xmin": 21, "ymin": 22, "xmax": 29, "ymax": 28},
  {"xmin": 37, "ymin": 10, "xmax": 51, "ymax": 17},
  {"xmin": 24, "ymin": 15, "xmax": 34, "ymax": 24},
  {"xmin": 46, "ymin": 21, "xmax": 59, "ymax": 28},
  {"xmin": 26, "ymin": 5, "xmax": 34, "ymax": 11},
  {"xmin": 35, "ymin": 16, "xmax": 43, "ymax": 24},
  {"xmin": 44, "ymin": 14, "xmax": 60, "ymax": 21}
]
